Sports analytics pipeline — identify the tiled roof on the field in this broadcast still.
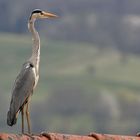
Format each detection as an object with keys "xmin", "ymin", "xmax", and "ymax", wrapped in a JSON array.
[{"xmin": 0, "ymin": 132, "xmax": 139, "ymax": 140}]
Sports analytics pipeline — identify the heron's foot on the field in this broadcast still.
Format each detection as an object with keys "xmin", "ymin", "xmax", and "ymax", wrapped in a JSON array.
[{"xmin": 22, "ymin": 132, "xmax": 33, "ymax": 138}]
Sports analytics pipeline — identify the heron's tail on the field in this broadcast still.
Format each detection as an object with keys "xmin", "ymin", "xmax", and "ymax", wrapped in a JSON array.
[{"xmin": 7, "ymin": 110, "xmax": 17, "ymax": 126}]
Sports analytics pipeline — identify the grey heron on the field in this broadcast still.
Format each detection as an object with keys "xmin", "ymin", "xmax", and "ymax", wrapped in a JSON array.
[{"xmin": 7, "ymin": 9, "xmax": 57, "ymax": 134}]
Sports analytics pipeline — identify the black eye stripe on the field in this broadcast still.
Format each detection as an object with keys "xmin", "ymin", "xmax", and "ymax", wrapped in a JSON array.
[
  {"xmin": 32, "ymin": 9, "xmax": 42, "ymax": 15},
  {"xmin": 30, "ymin": 9, "xmax": 43, "ymax": 20}
]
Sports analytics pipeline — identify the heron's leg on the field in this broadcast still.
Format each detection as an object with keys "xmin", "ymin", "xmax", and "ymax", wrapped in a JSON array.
[
  {"xmin": 21, "ymin": 106, "xmax": 25, "ymax": 134},
  {"xmin": 26, "ymin": 101, "xmax": 31, "ymax": 134}
]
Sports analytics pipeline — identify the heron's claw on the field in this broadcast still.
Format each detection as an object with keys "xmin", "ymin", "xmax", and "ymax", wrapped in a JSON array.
[{"xmin": 23, "ymin": 133, "xmax": 33, "ymax": 138}]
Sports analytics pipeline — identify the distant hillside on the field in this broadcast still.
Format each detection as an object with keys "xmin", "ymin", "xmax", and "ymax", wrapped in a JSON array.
[
  {"xmin": 1, "ymin": 33, "xmax": 140, "ymax": 134},
  {"xmin": 1, "ymin": 0, "xmax": 140, "ymax": 53}
]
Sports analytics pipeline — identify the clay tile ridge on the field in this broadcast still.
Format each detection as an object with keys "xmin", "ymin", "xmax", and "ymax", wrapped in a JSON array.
[{"xmin": 0, "ymin": 132, "xmax": 140, "ymax": 140}]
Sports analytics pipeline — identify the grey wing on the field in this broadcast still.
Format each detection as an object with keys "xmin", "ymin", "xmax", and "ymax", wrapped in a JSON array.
[{"xmin": 8, "ymin": 62, "xmax": 35, "ymax": 119}]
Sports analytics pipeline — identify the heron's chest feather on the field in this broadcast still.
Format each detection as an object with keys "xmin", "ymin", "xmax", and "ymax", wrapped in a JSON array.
[{"xmin": 32, "ymin": 67, "xmax": 39, "ymax": 89}]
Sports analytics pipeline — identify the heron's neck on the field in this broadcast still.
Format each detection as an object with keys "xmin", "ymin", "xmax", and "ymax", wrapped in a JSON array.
[{"xmin": 28, "ymin": 18, "xmax": 40, "ymax": 74}]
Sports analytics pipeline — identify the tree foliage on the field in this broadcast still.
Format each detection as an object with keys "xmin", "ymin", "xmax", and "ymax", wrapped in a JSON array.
[{"xmin": 1, "ymin": 0, "xmax": 140, "ymax": 53}]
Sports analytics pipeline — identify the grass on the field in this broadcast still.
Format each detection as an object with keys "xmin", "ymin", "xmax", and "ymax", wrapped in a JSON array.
[
  {"xmin": 1, "ymin": 33, "xmax": 140, "ymax": 134},
  {"xmin": 1, "ymin": 33, "xmax": 140, "ymax": 98}
]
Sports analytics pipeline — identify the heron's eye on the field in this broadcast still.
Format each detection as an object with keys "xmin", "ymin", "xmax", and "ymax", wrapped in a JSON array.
[{"xmin": 40, "ymin": 12, "xmax": 43, "ymax": 15}]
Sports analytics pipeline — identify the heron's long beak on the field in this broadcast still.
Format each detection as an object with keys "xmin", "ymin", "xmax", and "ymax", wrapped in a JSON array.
[{"xmin": 42, "ymin": 11, "xmax": 58, "ymax": 18}]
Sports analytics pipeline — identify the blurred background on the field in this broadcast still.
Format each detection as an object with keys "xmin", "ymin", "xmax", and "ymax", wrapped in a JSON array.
[{"xmin": 0, "ymin": 0, "xmax": 140, "ymax": 135}]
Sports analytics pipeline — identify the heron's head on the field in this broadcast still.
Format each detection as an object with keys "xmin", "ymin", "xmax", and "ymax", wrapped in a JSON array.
[{"xmin": 30, "ymin": 9, "xmax": 58, "ymax": 21}]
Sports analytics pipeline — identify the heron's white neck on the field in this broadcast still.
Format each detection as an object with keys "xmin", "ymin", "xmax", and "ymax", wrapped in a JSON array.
[{"xmin": 28, "ymin": 18, "xmax": 40, "ymax": 74}]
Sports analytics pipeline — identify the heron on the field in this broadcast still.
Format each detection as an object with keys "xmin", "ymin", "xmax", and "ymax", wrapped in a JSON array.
[{"xmin": 7, "ymin": 9, "xmax": 57, "ymax": 134}]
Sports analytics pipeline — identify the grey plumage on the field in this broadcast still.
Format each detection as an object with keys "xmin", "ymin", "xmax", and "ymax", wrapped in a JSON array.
[{"xmin": 7, "ymin": 62, "xmax": 35, "ymax": 126}]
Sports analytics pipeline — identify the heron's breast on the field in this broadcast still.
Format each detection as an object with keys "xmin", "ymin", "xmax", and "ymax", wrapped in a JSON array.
[
  {"xmin": 34, "ymin": 75, "xmax": 39, "ymax": 89},
  {"xmin": 32, "ymin": 67, "xmax": 39, "ymax": 89}
]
